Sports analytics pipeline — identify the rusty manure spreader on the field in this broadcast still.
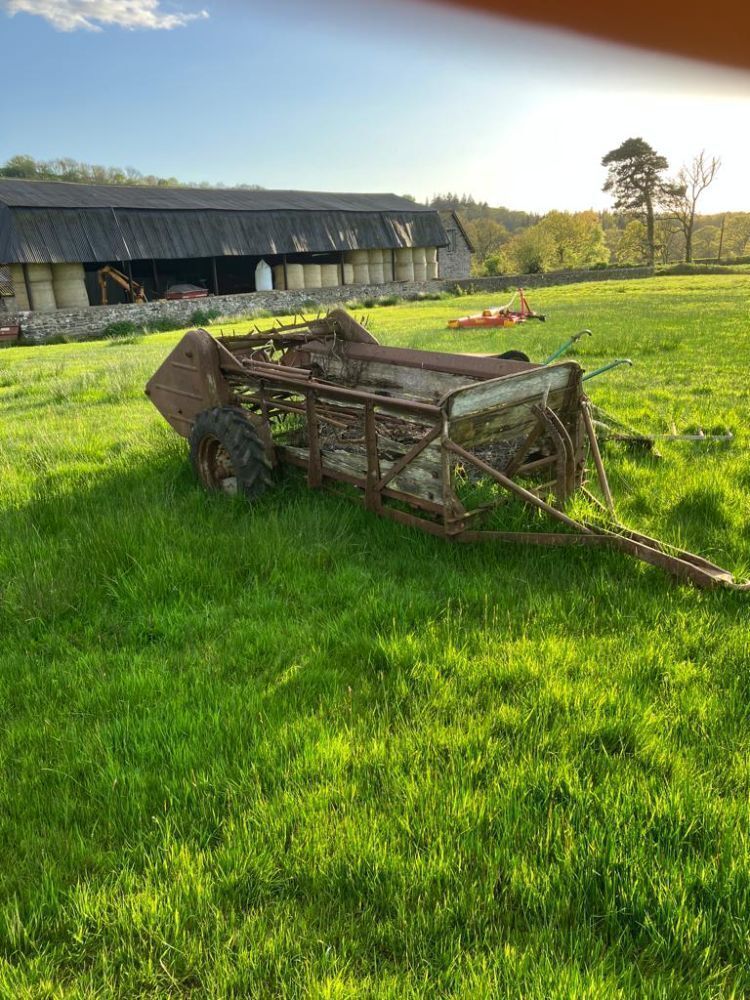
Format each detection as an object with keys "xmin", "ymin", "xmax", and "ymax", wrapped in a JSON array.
[{"xmin": 145, "ymin": 309, "xmax": 747, "ymax": 590}]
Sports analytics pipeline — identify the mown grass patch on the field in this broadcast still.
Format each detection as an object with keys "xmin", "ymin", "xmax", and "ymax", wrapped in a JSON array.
[{"xmin": 0, "ymin": 275, "xmax": 749, "ymax": 996}]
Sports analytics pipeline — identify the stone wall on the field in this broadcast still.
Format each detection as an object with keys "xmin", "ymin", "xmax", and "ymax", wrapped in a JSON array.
[
  {"xmin": 438, "ymin": 212, "xmax": 473, "ymax": 280},
  {"xmin": 3, "ymin": 266, "xmax": 656, "ymax": 345}
]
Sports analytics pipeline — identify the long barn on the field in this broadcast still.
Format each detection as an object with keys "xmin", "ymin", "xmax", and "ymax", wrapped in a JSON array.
[{"xmin": 0, "ymin": 180, "xmax": 471, "ymax": 313}]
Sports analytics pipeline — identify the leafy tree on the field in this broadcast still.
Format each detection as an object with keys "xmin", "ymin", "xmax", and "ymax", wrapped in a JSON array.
[
  {"xmin": 602, "ymin": 138, "xmax": 679, "ymax": 265},
  {"xmin": 538, "ymin": 211, "xmax": 610, "ymax": 268},
  {"xmin": 0, "ymin": 154, "xmax": 39, "ymax": 179},
  {"xmin": 429, "ymin": 194, "xmax": 538, "ymax": 232},
  {"xmin": 662, "ymin": 151, "xmax": 721, "ymax": 261},
  {"xmin": 721, "ymin": 214, "xmax": 750, "ymax": 258},
  {"xmin": 692, "ymin": 224, "xmax": 722, "ymax": 260},
  {"xmin": 464, "ymin": 218, "xmax": 509, "ymax": 261},
  {"xmin": 654, "ymin": 217, "xmax": 684, "ymax": 264},
  {"xmin": 614, "ymin": 220, "xmax": 648, "ymax": 265},
  {"xmin": 501, "ymin": 224, "xmax": 557, "ymax": 274}
]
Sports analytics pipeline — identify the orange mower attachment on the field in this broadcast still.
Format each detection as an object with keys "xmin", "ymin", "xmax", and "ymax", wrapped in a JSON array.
[{"xmin": 448, "ymin": 288, "xmax": 545, "ymax": 329}]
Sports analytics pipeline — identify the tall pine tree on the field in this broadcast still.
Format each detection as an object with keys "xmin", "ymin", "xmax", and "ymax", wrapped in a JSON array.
[{"xmin": 601, "ymin": 138, "xmax": 678, "ymax": 265}]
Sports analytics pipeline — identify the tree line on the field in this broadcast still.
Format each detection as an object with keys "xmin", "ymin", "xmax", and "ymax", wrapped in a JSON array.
[
  {"xmin": 0, "ymin": 154, "xmax": 263, "ymax": 190},
  {"xmin": 431, "ymin": 139, "xmax": 747, "ymax": 274}
]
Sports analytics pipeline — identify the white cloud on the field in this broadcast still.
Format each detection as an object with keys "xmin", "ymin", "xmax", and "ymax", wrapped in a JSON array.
[{"xmin": 5, "ymin": 0, "xmax": 209, "ymax": 31}]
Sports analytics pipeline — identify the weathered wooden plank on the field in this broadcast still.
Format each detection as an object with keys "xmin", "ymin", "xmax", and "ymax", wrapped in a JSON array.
[
  {"xmin": 280, "ymin": 444, "xmax": 444, "ymax": 504},
  {"xmin": 447, "ymin": 364, "xmax": 577, "ymax": 419},
  {"xmin": 307, "ymin": 339, "xmax": 539, "ymax": 380},
  {"xmin": 449, "ymin": 387, "xmax": 568, "ymax": 446},
  {"xmin": 317, "ymin": 353, "xmax": 474, "ymax": 403}
]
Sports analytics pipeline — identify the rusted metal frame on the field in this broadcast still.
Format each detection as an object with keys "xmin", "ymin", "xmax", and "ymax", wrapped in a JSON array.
[
  {"xmin": 590, "ymin": 529, "xmax": 739, "ymax": 590},
  {"xmin": 516, "ymin": 454, "xmax": 556, "ymax": 476},
  {"xmin": 533, "ymin": 406, "xmax": 569, "ymax": 506},
  {"xmin": 279, "ymin": 401, "xmax": 350, "ymax": 430},
  {"xmin": 527, "ymin": 479, "xmax": 559, "ymax": 500},
  {"xmin": 319, "ymin": 340, "xmax": 541, "ymax": 382},
  {"xmin": 276, "ymin": 446, "xmax": 445, "ymax": 515},
  {"xmin": 501, "ymin": 421, "xmax": 547, "ymax": 479},
  {"xmin": 581, "ymin": 401, "xmax": 615, "ymax": 513},
  {"xmin": 445, "ymin": 488, "xmax": 518, "ymax": 529},
  {"xmin": 375, "ymin": 424, "xmax": 441, "ymax": 492},
  {"xmin": 534, "ymin": 405, "xmax": 576, "ymax": 503},
  {"xmin": 545, "ymin": 408, "xmax": 577, "ymax": 498},
  {"xmin": 364, "ymin": 402, "xmax": 382, "ymax": 512},
  {"xmin": 306, "ymin": 390, "xmax": 323, "ymax": 488},
  {"xmin": 227, "ymin": 368, "xmax": 443, "ymax": 418},
  {"xmin": 378, "ymin": 504, "xmax": 449, "ymax": 538},
  {"xmin": 236, "ymin": 392, "xmax": 353, "ymax": 430},
  {"xmin": 587, "ymin": 522, "xmax": 740, "ymax": 577},
  {"xmin": 453, "ymin": 527, "xmax": 747, "ymax": 589},
  {"xmin": 445, "ymin": 440, "xmax": 594, "ymax": 534},
  {"xmin": 441, "ymin": 415, "xmax": 469, "ymax": 534},
  {"xmin": 235, "ymin": 359, "xmax": 315, "ymax": 380},
  {"xmin": 149, "ymin": 381, "xmax": 204, "ymax": 401},
  {"xmin": 558, "ymin": 367, "xmax": 587, "ymax": 490}
]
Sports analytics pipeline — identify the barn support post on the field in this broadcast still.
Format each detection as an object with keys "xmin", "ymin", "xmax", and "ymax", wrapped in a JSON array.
[
  {"xmin": 212, "ymin": 257, "xmax": 219, "ymax": 296},
  {"xmin": 126, "ymin": 261, "xmax": 136, "ymax": 304},
  {"xmin": 22, "ymin": 264, "xmax": 33, "ymax": 311},
  {"xmin": 152, "ymin": 260, "xmax": 159, "ymax": 298},
  {"xmin": 283, "ymin": 254, "xmax": 288, "ymax": 289},
  {"xmin": 341, "ymin": 250, "xmax": 346, "ymax": 285}
]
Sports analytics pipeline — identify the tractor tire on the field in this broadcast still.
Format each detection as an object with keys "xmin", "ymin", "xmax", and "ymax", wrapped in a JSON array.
[
  {"xmin": 498, "ymin": 349, "xmax": 531, "ymax": 362},
  {"xmin": 189, "ymin": 407, "xmax": 273, "ymax": 501}
]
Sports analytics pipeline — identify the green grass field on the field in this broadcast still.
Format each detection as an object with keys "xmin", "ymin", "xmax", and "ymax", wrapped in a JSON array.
[{"xmin": 1, "ymin": 275, "xmax": 749, "ymax": 997}]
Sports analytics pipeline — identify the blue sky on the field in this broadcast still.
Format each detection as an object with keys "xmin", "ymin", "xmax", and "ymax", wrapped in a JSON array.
[{"xmin": 3, "ymin": 0, "xmax": 750, "ymax": 212}]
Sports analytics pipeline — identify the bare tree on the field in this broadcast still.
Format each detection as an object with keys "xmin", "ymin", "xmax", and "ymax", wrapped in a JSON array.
[{"xmin": 664, "ymin": 151, "xmax": 721, "ymax": 262}]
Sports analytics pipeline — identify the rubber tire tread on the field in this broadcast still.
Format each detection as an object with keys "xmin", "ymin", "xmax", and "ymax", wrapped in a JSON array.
[{"xmin": 190, "ymin": 406, "xmax": 273, "ymax": 501}]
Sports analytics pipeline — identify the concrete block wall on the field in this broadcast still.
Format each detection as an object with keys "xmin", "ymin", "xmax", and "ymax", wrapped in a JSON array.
[{"xmin": 3, "ymin": 267, "xmax": 656, "ymax": 345}]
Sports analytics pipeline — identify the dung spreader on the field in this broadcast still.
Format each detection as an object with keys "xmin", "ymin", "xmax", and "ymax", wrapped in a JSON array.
[{"xmin": 145, "ymin": 309, "xmax": 746, "ymax": 590}]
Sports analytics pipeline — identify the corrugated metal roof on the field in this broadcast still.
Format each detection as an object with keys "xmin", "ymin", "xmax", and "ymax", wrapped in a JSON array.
[
  {"xmin": 0, "ymin": 180, "xmax": 433, "ymax": 214},
  {"xmin": 0, "ymin": 182, "xmax": 447, "ymax": 264}
]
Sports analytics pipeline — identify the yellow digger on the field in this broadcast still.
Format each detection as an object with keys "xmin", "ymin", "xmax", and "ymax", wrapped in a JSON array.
[{"xmin": 97, "ymin": 265, "xmax": 147, "ymax": 305}]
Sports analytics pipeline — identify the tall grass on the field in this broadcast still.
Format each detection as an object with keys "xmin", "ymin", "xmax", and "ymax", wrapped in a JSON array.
[{"xmin": 0, "ymin": 275, "xmax": 749, "ymax": 996}]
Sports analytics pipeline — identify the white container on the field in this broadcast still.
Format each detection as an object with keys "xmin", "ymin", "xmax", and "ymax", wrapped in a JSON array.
[
  {"xmin": 368, "ymin": 249, "xmax": 385, "ymax": 284},
  {"xmin": 285, "ymin": 264, "xmax": 304, "ymax": 290},
  {"xmin": 342, "ymin": 262, "xmax": 354, "ymax": 285},
  {"xmin": 10, "ymin": 264, "xmax": 30, "ymax": 310},
  {"xmin": 320, "ymin": 264, "xmax": 339, "ymax": 287},
  {"xmin": 394, "ymin": 248, "xmax": 414, "ymax": 283},
  {"xmin": 273, "ymin": 264, "xmax": 286, "ymax": 290},
  {"xmin": 303, "ymin": 263, "xmax": 322, "ymax": 289},
  {"xmin": 27, "ymin": 263, "xmax": 57, "ymax": 312},
  {"xmin": 255, "ymin": 259, "xmax": 273, "ymax": 292},
  {"xmin": 425, "ymin": 247, "xmax": 438, "ymax": 264},
  {"xmin": 52, "ymin": 263, "xmax": 89, "ymax": 309},
  {"xmin": 426, "ymin": 260, "xmax": 439, "ymax": 279}
]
